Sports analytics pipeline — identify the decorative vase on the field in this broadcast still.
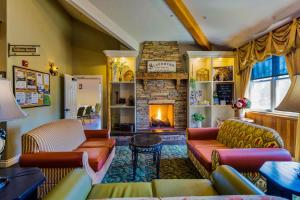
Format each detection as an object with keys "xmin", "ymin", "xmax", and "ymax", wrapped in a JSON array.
[
  {"xmin": 197, "ymin": 121, "xmax": 202, "ymax": 128},
  {"xmin": 112, "ymin": 68, "xmax": 118, "ymax": 82},
  {"xmin": 238, "ymin": 109, "xmax": 245, "ymax": 119}
]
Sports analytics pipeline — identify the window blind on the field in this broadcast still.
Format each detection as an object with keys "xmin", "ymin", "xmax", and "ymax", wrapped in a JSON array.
[{"xmin": 251, "ymin": 56, "xmax": 288, "ymax": 80}]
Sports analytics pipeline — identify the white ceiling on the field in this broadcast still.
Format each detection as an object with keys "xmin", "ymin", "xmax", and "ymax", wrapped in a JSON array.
[
  {"xmin": 88, "ymin": 0, "xmax": 194, "ymax": 43},
  {"xmin": 68, "ymin": 0, "xmax": 300, "ymax": 49},
  {"xmin": 184, "ymin": 0, "xmax": 300, "ymax": 48}
]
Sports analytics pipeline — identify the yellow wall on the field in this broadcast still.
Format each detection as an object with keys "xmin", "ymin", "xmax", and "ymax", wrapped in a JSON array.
[
  {"xmin": 5, "ymin": 0, "xmax": 73, "ymax": 159},
  {"xmin": 72, "ymin": 20, "xmax": 122, "ymax": 127},
  {"xmin": 0, "ymin": 0, "xmax": 6, "ymax": 72}
]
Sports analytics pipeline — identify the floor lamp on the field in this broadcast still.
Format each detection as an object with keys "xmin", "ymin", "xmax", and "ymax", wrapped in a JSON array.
[
  {"xmin": 276, "ymin": 74, "xmax": 300, "ymax": 173},
  {"xmin": 0, "ymin": 79, "xmax": 27, "ymax": 188}
]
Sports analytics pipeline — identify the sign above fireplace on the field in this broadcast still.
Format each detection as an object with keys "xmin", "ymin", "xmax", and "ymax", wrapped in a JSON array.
[{"xmin": 147, "ymin": 61, "xmax": 176, "ymax": 72}]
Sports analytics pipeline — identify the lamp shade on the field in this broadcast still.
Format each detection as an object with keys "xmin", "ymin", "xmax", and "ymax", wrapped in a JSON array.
[
  {"xmin": 276, "ymin": 75, "xmax": 300, "ymax": 113},
  {"xmin": 0, "ymin": 79, "xmax": 27, "ymax": 121}
]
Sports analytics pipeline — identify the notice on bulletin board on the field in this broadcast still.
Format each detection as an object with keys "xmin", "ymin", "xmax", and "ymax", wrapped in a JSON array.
[{"xmin": 13, "ymin": 66, "xmax": 51, "ymax": 108}]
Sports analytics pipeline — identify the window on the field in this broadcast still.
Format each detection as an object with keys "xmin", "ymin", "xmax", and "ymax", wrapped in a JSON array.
[{"xmin": 249, "ymin": 56, "xmax": 291, "ymax": 111}]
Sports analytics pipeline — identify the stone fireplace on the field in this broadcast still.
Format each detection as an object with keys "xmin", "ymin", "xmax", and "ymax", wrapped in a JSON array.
[
  {"xmin": 149, "ymin": 100, "xmax": 175, "ymax": 129},
  {"xmin": 136, "ymin": 41, "xmax": 187, "ymax": 130}
]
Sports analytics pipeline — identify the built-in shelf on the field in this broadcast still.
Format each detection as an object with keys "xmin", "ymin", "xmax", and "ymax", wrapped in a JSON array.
[
  {"xmin": 213, "ymin": 105, "xmax": 232, "ymax": 107},
  {"xmin": 110, "ymin": 105, "xmax": 135, "ymax": 109},
  {"xmin": 187, "ymin": 51, "xmax": 236, "ymax": 128},
  {"xmin": 110, "ymin": 81, "xmax": 135, "ymax": 84},
  {"xmin": 195, "ymin": 81, "xmax": 211, "ymax": 84},
  {"xmin": 104, "ymin": 50, "xmax": 138, "ymax": 132},
  {"xmin": 190, "ymin": 105, "xmax": 211, "ymax": 108}
]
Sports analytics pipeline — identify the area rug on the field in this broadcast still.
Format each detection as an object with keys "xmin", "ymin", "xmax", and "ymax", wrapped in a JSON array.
[{"xmin": 102, "ymin": 145, "xmax": 200, "ymax": 183}]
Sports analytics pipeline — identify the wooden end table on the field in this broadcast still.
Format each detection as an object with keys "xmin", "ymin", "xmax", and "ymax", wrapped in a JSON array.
[
  {"xmin": 129, "ymin": 133, "xmax": 163, "ymax": 180},
  {"xmin": 259, "ymin": 161, "xmax": 300, "ymax": 199},
  {"xmin": 0, "ymin": 167, "xmax": 45, "ymax": 200}
]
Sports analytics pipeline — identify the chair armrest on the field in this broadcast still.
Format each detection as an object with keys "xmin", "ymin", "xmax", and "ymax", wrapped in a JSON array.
[
  {"xmin": 212, "ymin": 148, "xmax": 292, "ymax": 172},
  {"xmin": 84, "ymin": 129, "xmax": 110, "ymax": 139},
  {"xmin": 187, "ymin": 128, "xmax": 219, "ymax": 140},
  {"xmin": 19, "ymin": 152, "xmax": 84, "ymax": 168}
]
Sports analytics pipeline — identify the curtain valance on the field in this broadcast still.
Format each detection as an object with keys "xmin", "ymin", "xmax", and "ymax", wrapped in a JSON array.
[{"xmin": 237, "ymin": 18, "xmax": 300, "ymax": 74}]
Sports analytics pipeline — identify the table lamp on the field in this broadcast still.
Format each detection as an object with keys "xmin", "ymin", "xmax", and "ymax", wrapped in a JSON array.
[
  {"xmin": 276, "ymin": 74, "xmax": 300, "ymax": 177},
  {"xmin": 0, "ymin": 79, "xmax": 27, "ymax": 189},
  {"xmin": 0, "ymin": 78, "xmax": 27, "ymax": 159}
]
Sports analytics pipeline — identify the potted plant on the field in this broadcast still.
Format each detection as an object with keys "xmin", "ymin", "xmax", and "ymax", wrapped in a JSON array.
[
  {"xmin": 232, "ymin": 98, "xmax": 251, "ymax": 118},
  {"xmin": 192, "ymin": 112, "xmax": 206, "ymax": 128}
]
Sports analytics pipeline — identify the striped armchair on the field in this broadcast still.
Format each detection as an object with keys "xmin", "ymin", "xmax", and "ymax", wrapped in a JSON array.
[{"xmin": 19, "ymin": 119, "xmax": 116, "ymax": 198}]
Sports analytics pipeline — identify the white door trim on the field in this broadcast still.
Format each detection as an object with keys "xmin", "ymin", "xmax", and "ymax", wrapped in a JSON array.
[{"xmin": 75, "ymin": 75, "xmax": 103, "ymax": 127}]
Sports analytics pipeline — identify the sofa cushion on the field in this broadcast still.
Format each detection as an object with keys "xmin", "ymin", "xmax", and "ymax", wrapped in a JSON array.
[
  {"xmin": 152, "ymin": 179, "xmax": 218, "ymax": 197},
  {"xmin": 194, "ymin": 146, "xmax": 228, "ymax": 172},
  {"xmin": 188, "ymin": 140, "xmax": 225, "ymax": 149},
  {"xmin": 211, "ymin": 165, "xmax": 264, "ymax": 195},
  {"xmin": 22, "ymin": 119, "xmax": 86, "ymax": 153},
  {"xmin": 79, "ymin": 138, "xmax": 116, "ymax": 151},
  {"xmin": 88, "ymin": 182, "xmax": 153, "ymax": 198},
  {"xmin": 216, "ymin": 119, "xmax": 284, "ymax": 148},
  {"xmin": 44, "ymin": 169, "xmax": 91, "ymax": 200},
  {"xmin": 74, "ymin": 147, "xmax": 109, "ymax": 171},
  {"xmin": 188, "ymin": 140, "xmax": 228, "ymax": 171}
]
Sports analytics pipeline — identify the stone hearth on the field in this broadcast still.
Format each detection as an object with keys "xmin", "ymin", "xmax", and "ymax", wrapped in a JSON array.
[{"xmin": 136, "ymin": 41, "xmax": 187, "ymax": 130}]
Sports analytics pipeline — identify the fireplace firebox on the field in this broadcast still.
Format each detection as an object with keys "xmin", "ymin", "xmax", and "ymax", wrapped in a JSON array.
[{"xmin": 149, "ymin": 104, "xmax": 174, "ymax": 128}]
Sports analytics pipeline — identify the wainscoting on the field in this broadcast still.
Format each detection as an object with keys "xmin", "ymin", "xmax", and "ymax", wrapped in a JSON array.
[{"xmin": 246, "ymin": 111, "xmax": 299, "ymax": 158}]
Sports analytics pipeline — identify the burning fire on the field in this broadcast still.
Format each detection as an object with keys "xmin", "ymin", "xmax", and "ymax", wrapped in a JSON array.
[{"xmin": 156, "ymin": 108, "xmax": 162, "ymax": 120}]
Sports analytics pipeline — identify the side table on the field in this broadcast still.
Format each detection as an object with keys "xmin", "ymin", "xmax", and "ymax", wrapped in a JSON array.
[
  {"xmin": 0, "ymin": 167, "xmax": 45, "ymax": 200},
  {"xmin": 259, "ymin": 161, "xmax": 300, "ymax": 199},
  {"xmin": 129, "ymin": 133, "xmax": 163, "ymax": 180}
]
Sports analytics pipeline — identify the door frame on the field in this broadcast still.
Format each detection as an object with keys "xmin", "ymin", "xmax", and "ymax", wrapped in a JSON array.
[{"xmin": 74, "ymin": 75, "xmax": 103, "ymax": 127}]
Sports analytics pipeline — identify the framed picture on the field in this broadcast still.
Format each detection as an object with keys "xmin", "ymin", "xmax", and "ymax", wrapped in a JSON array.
[
  {"xmin": 0, "ymin": 71, "xmax": 6, "ymax": 78},
  {"xmin": 213, "ymin": 66, "xmax": 233, "ymax": 81},
  {"xmin": 13, "ymin": 66, "xmax": 51, "ymax": 108}
]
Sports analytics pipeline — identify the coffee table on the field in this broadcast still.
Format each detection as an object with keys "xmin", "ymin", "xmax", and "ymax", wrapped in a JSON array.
[{"xmin": 129, "ymin": 133, "xmax": 163, "ymax": 180}]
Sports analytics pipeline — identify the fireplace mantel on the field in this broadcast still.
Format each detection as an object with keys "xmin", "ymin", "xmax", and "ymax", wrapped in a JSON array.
[
  {"xmin": 136, "ymin": 72, "xmax": 188, "ymax": 90},
  {"xmin": 148, "ymin": 100, "xmax": 175, "ymax": 105}
]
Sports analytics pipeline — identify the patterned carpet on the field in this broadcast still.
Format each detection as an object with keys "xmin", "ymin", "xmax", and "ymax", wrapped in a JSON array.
[{"xmin": 102, "ymin": 145, "xmax": 201, "ymax": 183}]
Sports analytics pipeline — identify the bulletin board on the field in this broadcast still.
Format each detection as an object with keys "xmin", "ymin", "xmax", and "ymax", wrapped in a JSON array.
[{"xmin": 13, "ymin": 66, "xmax": 51, "ymax": 108}]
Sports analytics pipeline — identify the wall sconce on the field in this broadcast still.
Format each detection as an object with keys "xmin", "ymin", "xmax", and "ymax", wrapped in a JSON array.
[{"xmin": 49, "ymin": 62, "xmax": 58, "ymax": 76}]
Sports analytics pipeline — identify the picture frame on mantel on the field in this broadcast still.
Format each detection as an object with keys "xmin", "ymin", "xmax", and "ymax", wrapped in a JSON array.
[{"xmin": 147, "ymin": 61, "xmax": 176, "ymax": 72}]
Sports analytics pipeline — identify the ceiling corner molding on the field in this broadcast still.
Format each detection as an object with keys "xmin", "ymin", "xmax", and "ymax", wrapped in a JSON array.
[
  {"xmin": 65, "ymin": 0, "xmax": 139, "ymax": 50},
  {"xmin": 165, "ymin": 0, "xmax": 211, "ymax": 50}
]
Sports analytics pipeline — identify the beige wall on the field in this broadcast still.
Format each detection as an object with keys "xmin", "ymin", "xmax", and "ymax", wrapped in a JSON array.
[
  {"xmin": 5, "ymin": 0, "xmax": 73, "ymax": 159},
  {"xmin": 0, "ymin": 0, "xmax": 6, "ymax": 72},
  {"xmin": 77, "ymin": 78, "xmax": 102, "ymax": 106},
  {"xmin": 72, "ymin": 20, "xmax": 122, "ymax": 128}
]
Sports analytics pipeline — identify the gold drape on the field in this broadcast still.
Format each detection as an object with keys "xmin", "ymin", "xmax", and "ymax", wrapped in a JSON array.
[
  {"xmin": 285, "ymin": 48, "xmax": 300, "ymax": 78},
  {"xmin": 238, "ymin": 18, "xmax": 300, "ymax": 73},
  {"xmin": 239, "ymin": 67, "xmax": 252, "ymax": 98},
  {"xmin": 237, "ymin": 18, "xmax": 300, "ymax": 97}
]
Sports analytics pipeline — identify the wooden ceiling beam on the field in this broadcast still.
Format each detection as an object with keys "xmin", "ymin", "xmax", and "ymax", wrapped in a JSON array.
[{"xmin": 165, "ymin": 0, "xmax": 211, "ymax": 50}]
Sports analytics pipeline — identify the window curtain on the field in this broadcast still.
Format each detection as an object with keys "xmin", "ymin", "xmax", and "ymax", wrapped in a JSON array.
[{"xmin": 237, "ymin": 18, "xmax": 300, "ymax": 97}]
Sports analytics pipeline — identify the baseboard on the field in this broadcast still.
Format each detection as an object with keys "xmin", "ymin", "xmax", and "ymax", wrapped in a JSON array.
[{"xmin": 0, "ymin": 154, "xmax": 20, "ymax": 168}]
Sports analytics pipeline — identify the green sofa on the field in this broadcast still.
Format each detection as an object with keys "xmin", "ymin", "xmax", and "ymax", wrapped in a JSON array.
[{"xmin": 44, "ymin": 165, "xmax": 269, "ymax": 200}]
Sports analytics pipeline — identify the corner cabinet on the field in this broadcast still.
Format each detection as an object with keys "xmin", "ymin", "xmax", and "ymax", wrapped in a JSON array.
[
  {"xmin": 186, "ymin": 51, "xmax": 236, "ymax": 128},
  {"xmin": 103, "ymin": 50, "xmax": 138, "ymax": 135}
]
